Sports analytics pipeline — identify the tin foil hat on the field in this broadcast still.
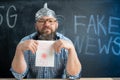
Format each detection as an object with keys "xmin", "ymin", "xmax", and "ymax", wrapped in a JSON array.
[{"xmin": 35, "ymin": 3, "xmax": 56, "ymax": 21}]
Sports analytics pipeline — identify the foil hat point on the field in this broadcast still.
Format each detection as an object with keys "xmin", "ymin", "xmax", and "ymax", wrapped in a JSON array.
[
  {"xmin": 35, "ymin": 3, "xmax": 56, "ymax": 21},
  {"xmin": 44, "ymin": 3, "xmax": 47, "ymax": 9}
]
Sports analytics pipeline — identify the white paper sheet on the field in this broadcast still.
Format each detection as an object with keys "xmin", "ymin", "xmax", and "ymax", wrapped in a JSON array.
[{"xmin": 35, "ymin": 40, "xmax": 55, "ymax": 67}]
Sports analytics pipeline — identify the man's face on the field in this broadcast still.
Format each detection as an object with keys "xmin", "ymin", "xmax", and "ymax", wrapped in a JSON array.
[{"xmin": 35, "ymin": 16, "xmax": 58, "ymax": 35}]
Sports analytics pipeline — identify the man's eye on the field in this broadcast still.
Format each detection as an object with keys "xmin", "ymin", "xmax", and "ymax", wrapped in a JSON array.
[{"xmin": 48, "ymin": 20, "xmax": 53, "ymax": 22}]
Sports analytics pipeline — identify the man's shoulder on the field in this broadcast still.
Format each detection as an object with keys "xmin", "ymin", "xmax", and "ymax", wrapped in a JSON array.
[
  {"xmin": 56, "ymin": 32, "xmax": 71, "ymax": 41},
  {"xmin": 20, "ymin": 32, "xmax": 37, "ymax": 41}
]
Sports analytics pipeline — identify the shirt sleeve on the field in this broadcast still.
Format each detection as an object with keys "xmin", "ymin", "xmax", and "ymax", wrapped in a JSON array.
[
  {"xmin": 10, "ymin": 67, "xmax": 28, "ymax": 80},
  {"xmin": 61, "ymin": 44, "xmax": 81, "ymax": 79},
  {"xmin": 10, "ymin": 49, "xmax": 29, "ymax": 79},
  {"xmin": 62, "ymin": 69, "xmax": 81, "ymax": 79}
]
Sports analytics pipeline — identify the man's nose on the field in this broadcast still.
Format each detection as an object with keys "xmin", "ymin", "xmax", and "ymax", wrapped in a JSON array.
[{"xmin": 44, "ymin": 21, "xmax": 50, "ymax": 26}]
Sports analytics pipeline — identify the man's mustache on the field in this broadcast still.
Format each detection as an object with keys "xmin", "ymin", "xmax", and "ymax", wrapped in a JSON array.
[{"xmin": 42, "ymin": 26, "xmax": 51, "ymax": 30}]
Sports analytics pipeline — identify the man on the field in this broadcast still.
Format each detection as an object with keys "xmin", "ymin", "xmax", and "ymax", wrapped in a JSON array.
[{"xmin": 11, "ymin": 3, "xmax": 81, "ymax": 79}]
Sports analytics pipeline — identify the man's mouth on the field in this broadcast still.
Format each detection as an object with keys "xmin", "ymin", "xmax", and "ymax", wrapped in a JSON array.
[{"xmin": 42, "ymin": 28, "xmax": 51, "ymax": 34}]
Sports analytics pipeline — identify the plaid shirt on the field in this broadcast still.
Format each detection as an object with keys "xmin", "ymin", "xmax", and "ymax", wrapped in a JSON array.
[{"xmin": 10, "ymin": 32, "xmax": 81, "ymax": 79}]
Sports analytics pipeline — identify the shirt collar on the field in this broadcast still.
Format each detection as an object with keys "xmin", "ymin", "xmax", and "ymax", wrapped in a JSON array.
[{"xmin": 32, "ymin": 32, "xmax": 60, "ymax": 40}]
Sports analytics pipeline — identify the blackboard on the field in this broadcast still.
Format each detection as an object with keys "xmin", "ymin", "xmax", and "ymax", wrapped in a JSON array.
[{"xmin": 0, "ymin": 0, "xmax": 120, "ymax": 78}]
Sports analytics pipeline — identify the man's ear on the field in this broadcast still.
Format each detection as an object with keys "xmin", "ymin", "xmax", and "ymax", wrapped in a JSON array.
[
  {"xmin": 55, "ymin": 22, "xmax": 58, "ymax": 29},
  {"xmin": 34, "ymin": 23, "xmax": 37, "ymax": 30}
]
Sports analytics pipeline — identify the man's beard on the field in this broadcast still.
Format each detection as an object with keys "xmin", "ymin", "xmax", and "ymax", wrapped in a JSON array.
[{"xmin": 37, "ymin": 30, "xmax": 56, "ymax": 40}]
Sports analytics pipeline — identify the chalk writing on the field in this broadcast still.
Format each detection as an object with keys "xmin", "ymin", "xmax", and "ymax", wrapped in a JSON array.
[
  {"xmin": 112, "ymin": 37, "xmax": 120, "ymax": 55},
  {"xmin": 74, "ymin": 15, "xmax": 120, "ymax": 56},
  {"xmin": 0, "ymin": 5, "xmax": 17, "ymax": 28},
  {"xmin": 98, "ymin": 37, "xmax": 112, "ymax": 54},
  {"xmin": 85, "ymin": 36, "xmax": 97, "ymax": 55},
  {"xmin": 74, "ymin": 15, "xmax": 86, "ymax": 34},
  {"xmin": 0, "ymin": 6, "xmax": 4, "ymax": 25},
  {"xmin": 109, "ymin": 16, "xmax": 120, "ymax": 35},
  {"xmin": 73, "ymin": 35, "xmax": 84, "ymax": 54}
]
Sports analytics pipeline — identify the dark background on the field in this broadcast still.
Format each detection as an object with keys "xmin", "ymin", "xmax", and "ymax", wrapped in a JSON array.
[{"xmin": 0, "ymin": 0, "xmax": 120, "ymax": 78}]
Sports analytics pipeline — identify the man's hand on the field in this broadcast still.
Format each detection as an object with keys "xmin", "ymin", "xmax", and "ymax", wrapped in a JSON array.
[
  {"xmin": 53, "ymin": 39, "xmax": 74, "ymax": 53},
  {"xmin": 17, "ymin": 40, "xmax": 39, "ymax": 54}
]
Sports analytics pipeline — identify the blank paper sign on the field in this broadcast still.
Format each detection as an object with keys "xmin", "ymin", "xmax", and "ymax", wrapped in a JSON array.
[{"xmin": 35, "ymin": 40, "xmax": 55, "ymax": 67}]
